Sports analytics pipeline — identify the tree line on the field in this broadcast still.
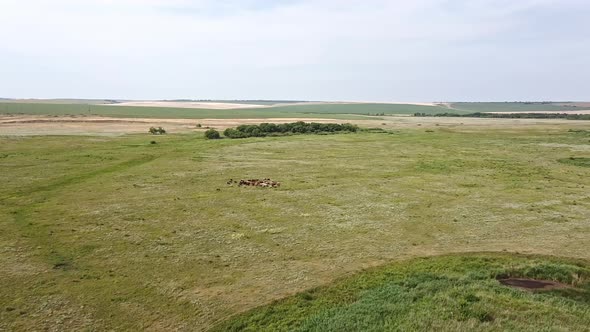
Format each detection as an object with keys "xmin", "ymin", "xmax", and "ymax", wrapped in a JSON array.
[{"xmin": 206, "ymin": 121, "xmax": 359, "ymax": 139}]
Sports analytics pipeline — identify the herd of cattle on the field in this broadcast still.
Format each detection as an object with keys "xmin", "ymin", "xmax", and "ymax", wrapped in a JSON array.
[{"xmin": 227, "ymin": 178, "xmax": 281, "ymax": 188}]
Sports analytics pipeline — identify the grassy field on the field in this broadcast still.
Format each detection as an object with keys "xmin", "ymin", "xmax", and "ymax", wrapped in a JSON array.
[
  {"xmin": 2, "ymin": 102, "xmax": 589, "ymax": 120},
  {"xmin": 266, "ymin": 103, "xmax": 453, "ymax": 115},
  {"xmin": 450, "ymin": 102, "xmax": 589, "ymax": 113},
  {"xmin": 0, "ymin": 102, "xmax": 453, "ymax": 119},
  {"xmin": 216, "ymin": 254, "xmax": 590, "ymax": 331},
  {"xmin": 1, "ymin": 126, "xmax": 590, "ymax": 330}
]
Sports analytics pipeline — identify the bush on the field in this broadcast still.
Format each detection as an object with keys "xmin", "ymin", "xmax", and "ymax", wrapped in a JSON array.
[
  {"xmin": 149, "ymin": 127, "xmax": 166, "ymax": 135},
  {"xmin": 204, "ymin": 129, "xmax": 221, "ymax": 139}
]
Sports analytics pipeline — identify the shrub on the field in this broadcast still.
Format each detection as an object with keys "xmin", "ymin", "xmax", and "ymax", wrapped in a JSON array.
[
  {"xmin": 149, "ymin": 127, "xmax": 166, "ymax": 135},
  {"xmin": 204, "ymin": 129, "xmax": 221, "ymax": 139}
]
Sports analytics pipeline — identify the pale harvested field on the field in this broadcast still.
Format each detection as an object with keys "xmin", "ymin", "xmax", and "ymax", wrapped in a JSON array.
[
  {"xmin": 0, "ymin": 115, "xmax": 344, "ymax": 136},
  {"xmin": 351, "ymin": 101, "xmax": 438, "ymax": 106},
  {"xmin": 110, "ymin": 101, "xmax": 267, "ymax": 109},
  {"xmin": 106, "ymin": 101, "xmax": 442, "ymax": 110},
  {"xmin": 1, "ymin": 115, "xmax": 590, "ymax": 136},
  {"xmin": 376, "ymin": 115, "xmax": 590, "ymax": 131}
]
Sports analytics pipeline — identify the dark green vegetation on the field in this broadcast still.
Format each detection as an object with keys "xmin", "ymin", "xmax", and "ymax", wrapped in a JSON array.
[
  {"xmin": 414, "ymin": 112, "xmax": 590, "ymax": 120},
  {"xmin": 205, "ymin": 129, "xmax": 221, "ymax": 139},
  {"xmin": 148, "ymin": 126, "xmax": 167, "ymax": 135},
  {"xmin": 216, "ymin": 254, "xmax": 590, "ymax": 331},
  {"xmin": 223, "ymin": 122, "xmax": 359, "ymax": 138},
  {"xmin": 1, "ymin": 127, "xmax": 590, "ymax": 330},
  {"xmin": 558, "ymin": 157, "xmax": 590, "ymax": 168}
]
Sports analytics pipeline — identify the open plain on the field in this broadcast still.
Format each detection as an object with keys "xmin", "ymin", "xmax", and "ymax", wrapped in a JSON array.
[
  {"xmin": 1, "ymin": 101, "xmax": 590, "ymax": 330},
  {"xmin": 3, "ymin": 0, "xmax": 590, "ymax": 329}
]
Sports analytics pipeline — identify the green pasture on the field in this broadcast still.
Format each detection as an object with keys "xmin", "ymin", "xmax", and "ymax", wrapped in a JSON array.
[
  {"xmin": 450, "ymin": 102, "xmax": 588, "ymax": 113},
  {"xmin": 0, "ymin": 102, "xmax": 451, "ymax": 119},
  {"xmin": 216, "ymin": 254, "xmax": 590, "ymax": 331},
  {"xmin": 1, "ymin": 127, "xmax": 590, "ymax": 330},
  {"xmin": 2, "ymin": 101, "xmax": 589, "ymax": 120}
]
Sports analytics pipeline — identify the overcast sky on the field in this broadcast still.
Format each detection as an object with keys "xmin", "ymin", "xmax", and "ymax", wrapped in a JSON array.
[{"xmin": 1, "ymin": 0, "xmax": 589, "ymax": 101}]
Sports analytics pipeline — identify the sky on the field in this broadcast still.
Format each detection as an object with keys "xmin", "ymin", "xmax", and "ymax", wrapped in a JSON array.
[{"xmin": 1, "ymin": 0, "xmax": 589, "ymax": 101}]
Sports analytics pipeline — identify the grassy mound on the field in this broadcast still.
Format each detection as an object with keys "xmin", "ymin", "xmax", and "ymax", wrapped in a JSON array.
[{"xmin": 214, "ymin": 254, "xmax": 590, "ymax": 331}]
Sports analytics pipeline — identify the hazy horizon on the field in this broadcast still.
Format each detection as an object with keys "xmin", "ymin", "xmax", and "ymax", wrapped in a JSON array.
[
  {"xmin": 1, "ymin": 0, "xmax": 589, "ymax": 101},
  {"xmin": 1, "ymin": 98, "xmax": 588, "ymax": 103}
]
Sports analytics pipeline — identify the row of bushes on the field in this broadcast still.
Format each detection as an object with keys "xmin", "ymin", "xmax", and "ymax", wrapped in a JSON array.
[
  {"xmin": 413, "ymin": 112, "xmax": 590, "ymax": 120},
  {"xmin": 205, "ymin": 122, "xmax": 359, "ymax": 139},
  {"xmin": 223, "ymin": 122, "xmax": 358, "ymax": 139}
]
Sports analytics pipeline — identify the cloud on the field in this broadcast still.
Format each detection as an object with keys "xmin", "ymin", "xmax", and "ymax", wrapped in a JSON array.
[{"xmin": 0, "ymin": 0, "xmax": 589, "ymax": 100}]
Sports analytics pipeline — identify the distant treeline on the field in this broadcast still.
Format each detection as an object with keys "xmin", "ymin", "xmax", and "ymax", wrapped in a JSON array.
[
  {"xmin": 414, "ymin": 112, "xmax": 590, "ymax": 120},
  {"xmin": 223, "ymin": 121, "xmax": 359, "ymax": 139}
]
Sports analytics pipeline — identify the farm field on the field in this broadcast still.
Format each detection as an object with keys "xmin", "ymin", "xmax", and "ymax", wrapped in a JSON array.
[
  {"xmin": 0, "ymin": 102, "xmax": 356, "ymax": 119},
  {"xmin": 1, "ymin": 123, "xmax": 590, "ymax": 330},
  {"xmin": 3, "ymin": 101, "xmax": 590, "ymax": 122},
  {"xmin": 3, "ymin": 101, "xmax": 590, "ymax": 121},
  {"xmin": 450, "ymin": 102, "xmax": 590, "ymax": 113},
  {"xmin": 0, "ymin": 102, "xmax": 453, "ymax": 118}
]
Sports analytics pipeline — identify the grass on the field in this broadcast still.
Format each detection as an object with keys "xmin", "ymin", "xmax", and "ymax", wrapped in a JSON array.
[
  {"xmin": 214, "ymin": 254, "xmax": 590, "ymax": 331},
  {"xmin": 1, "ymin": 126, "xmax": 590, "ymax": 330},
  {"xmin": 558, "ymin": 157, "xmax": 590, "ymax": 168},
  {"xmin": 450, "ymin": 102, "xmax": 587, "ymax": 113},
  {"xmin": 0, "ymin": 102, "xmax": 453, "ymax": 119},
  {"xmin": 2, "ymin": 102, "xmax": 589, "ymax": 119},
  {"xmin": 265, "ymin": 103, "xmax": 453, "ymax": 115}
]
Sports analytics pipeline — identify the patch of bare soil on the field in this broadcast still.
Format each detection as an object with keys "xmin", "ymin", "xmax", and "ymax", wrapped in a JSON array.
[{"xmin": 498, "ymin": 278, "xmax": 569, "ymax": 290}]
